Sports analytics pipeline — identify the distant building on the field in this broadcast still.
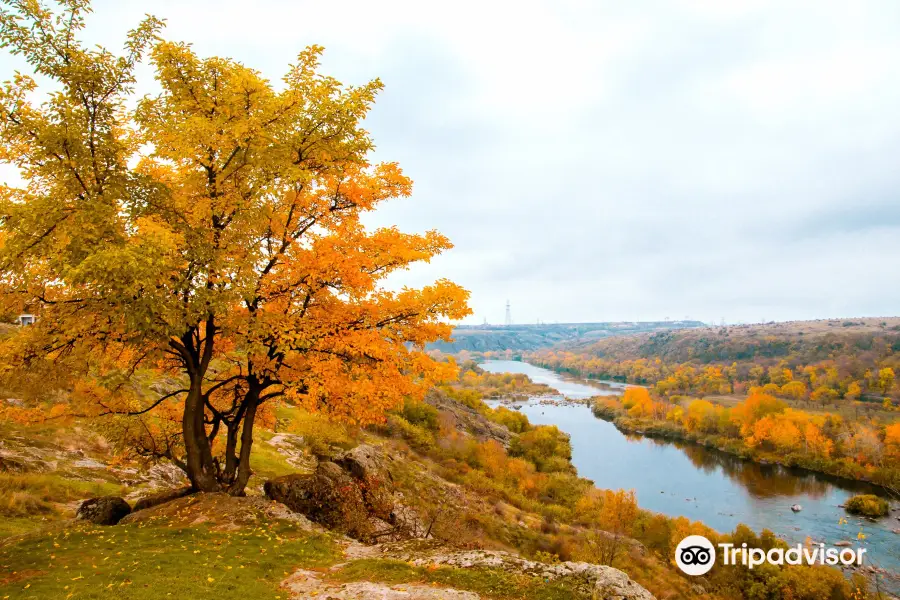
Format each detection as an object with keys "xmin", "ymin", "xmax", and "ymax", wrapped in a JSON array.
[{"xmin": 16, "ymin": 314, "xmax": 35, "ymax": 326}]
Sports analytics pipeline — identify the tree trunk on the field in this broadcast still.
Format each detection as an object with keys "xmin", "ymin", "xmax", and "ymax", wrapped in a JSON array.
[
  {"xmin": 222, "ymin": 420, "xmax": 240, "ymax": 483},
  {"xmin": 227, "ymin": 388, "xmax": 259, "ymax": 496},
  {"xmin": 183, "ymin": 376, "xmax": 221, "ymax": 492}
]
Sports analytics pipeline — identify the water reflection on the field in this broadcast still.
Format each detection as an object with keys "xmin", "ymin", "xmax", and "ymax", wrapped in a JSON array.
[
  {"xmin": 624, "ymin": 432, "xmax": 884, "ymax": 500},
  {"xmin": 675, "ymin": 443, "xmax": 829, "ymax": 499}
]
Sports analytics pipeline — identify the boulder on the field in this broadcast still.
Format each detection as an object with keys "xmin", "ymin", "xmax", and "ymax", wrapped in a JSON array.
[
  {"xmin": 335, "ymin": 444, "xmax": 392, "ymax": 482},
  {"xmin": 265, "ymin": 461, "xmax": 371, "ymax": 538},
  {"xmin": 265, "ymin": 444, "xmax": 400, "ymax": 540},
  {"xmin": 335, "ymin": 444, "xmax": 394, "ymax": 519},
  {"xmin": 146, "ymin": 462, "xmax": 189, "ymax": 487},
  {"xmin": 76, "ymin": 496, "xmax": 131, "ymax": 525}
]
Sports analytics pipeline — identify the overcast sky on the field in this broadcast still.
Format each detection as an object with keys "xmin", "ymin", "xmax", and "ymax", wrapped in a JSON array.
[{"xmin": 3, "ymin": 0, "xmax": 900, "ymax": 325}]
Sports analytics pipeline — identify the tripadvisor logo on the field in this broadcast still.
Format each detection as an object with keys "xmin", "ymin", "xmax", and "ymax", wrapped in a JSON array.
[
  {"xmin": 676, "ymin": 535, "xmax": 716, "ymax": 575},
  {"xmin": 675, "ymin": 535, "xmax": 866, "ymax": 576}
]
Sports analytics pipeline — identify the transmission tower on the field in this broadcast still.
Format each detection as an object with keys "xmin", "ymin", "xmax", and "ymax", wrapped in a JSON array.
[{"xmin": 505, "ymin": 300, "xmax": 512, "ymax": 326}]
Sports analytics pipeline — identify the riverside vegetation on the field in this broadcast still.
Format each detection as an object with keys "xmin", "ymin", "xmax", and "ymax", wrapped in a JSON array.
[
  {"xmin": 592, "ymin": 388, "xmax": 900, "ymax": 490},
  {"xmin": 529, "ymin": 320, "xmax": 900, "ymax": 489}
]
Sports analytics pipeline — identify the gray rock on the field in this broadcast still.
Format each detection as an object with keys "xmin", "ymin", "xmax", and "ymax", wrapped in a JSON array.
[
  {"xmin": 284, "ymin": 541, "xmax": 655, "ymax": 600},
  {"xmin": 284, "ymin": 569, "xmax": 479, "ymax": 599},
  {"xmin": 336, "ymin": 444, "xmax": 392, "ymax": 482},
  {"xmin": 265, "ymin": 462, "xmax": 370, "ymax": 538},
  {"xmin": 399, "ymin": 549, "xmax": 655, "ymax": 600},
  {"xmin": 76, "ymin": 496, "xmax": 131, "ymax": 525},
  {"xmin": 146, "ymin": 462, "xmax": 188, "ymax": 486},
  {"xmin": 335, "ymin": 444, "xmax": 394, "ymax": 519},
  {"xmin": 424, "ymin": 388, "xmax": 511, "ymax": 447}
]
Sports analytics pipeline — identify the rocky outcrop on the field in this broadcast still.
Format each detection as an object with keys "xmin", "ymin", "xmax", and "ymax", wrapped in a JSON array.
[
  {"xmin": 266, "ymin": 460, "xmax": 374, "ymax": 539},
  {"xmin": 76, "ymin": 496, "xmax": 131, "ymax": 525},
  {"xmin": 265, "ymin": 444, "xmax": 400, "ymax": 540},
  {"xmin": 424, "ymin": 388, "xmax": 511, "ymax": 447},
  {"xmin": 0, "ymin": 455, "xmax": 30, "ymax": 473},
  {"xmin": 334, "ymin": 444, "xmax": 394, "ymax": 519},
  {"xmin": 383, "ymin": 545, "xmax": 655, "ymax": 600},
  {"xmin": 284, "ymin": 569, "xmax": 479, "ymax": 599},
  {"xmin": 282, "ymin": 540, "xmax": 656, "ymax": 600},
  {"xmin": 266, "ymin": 433, "xmax": 316, "ymax": 470}
]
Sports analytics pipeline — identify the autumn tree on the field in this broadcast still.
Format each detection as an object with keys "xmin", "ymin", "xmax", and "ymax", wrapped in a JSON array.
[
  {"xmin": 885, "ymin": 423, "xmax": 900, "ymax": 463},
  {"xmin": 581, "ymin": 489, "xmax": 638, "ymax": 566},
  {"xmin": 877, "ymin": 367, "xmax": 895, "ymax": 396},
  {"xmin": 0, "ymin": 0, "xmax": 469, "ymax": 494}
]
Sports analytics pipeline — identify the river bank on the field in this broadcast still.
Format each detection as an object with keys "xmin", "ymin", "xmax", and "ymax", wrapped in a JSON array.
[
  {"xmin": 593, "ymin": 406, "xmax": 900, "ymax": 503},
  {"xmin": 591, "ymin": 397, "xmax": 900, "ymax": 492},
  {"xmin": 526, "ymin": 360, "xmax": 900, "ymax": 491},
  {"xmin": 479, "ymin": 360, "xmax": 900, "ymax": 588}
]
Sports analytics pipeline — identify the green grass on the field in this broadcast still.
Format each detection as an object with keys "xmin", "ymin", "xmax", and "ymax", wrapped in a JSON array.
[
  {"xmin": 0, "ymin": 473, "xmax": 126, "ymax": 519},
  {"xmin": 0, "ymin": 517, "xmax": 48, "ymax": 540},
  {"xmin": 249, "ymin": 431, "xmax": 302, "ymax": 480},
  {"xmin": 0, "ymin": 520, "xmax": 339, "ymax": 599},
  {"xmin": 331, "ymin": 558, "xmax": 591, "ymax": 600}
]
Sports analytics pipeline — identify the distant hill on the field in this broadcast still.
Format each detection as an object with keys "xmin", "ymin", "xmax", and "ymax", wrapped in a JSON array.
[
  {"xmin": 525, "ymin": 317, "xmax": 900, "ymax": 408},
  {"xmin": 429, "ymin": 320, "xmax": 705, "ymax": 353},
  {"xmin": 560, "ymin": 317, "xmax": 900, "ymax": 364}
]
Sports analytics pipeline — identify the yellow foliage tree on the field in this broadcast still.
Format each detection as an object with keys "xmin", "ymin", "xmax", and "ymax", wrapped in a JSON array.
[
  {"xmin": 582, "ymin": 489, "xmax": 638, "ymax": 566},
  {"xmin": 0, "ymin": 1, "xmax": 469, "ymax": 493},
  {"xmin": 885, "ymin": 423, "xmax": 900, "ymax": 462},
  {"xmin": 878, "ymin": 367, "xmax": 895, "ymax": 395}
]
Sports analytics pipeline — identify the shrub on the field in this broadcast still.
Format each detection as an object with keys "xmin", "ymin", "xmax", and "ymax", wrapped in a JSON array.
[
  {"xmin": 537, "ymin": 472, "xmax": 590, "ymax": 508},
  {"xmin": 844, "ymin": 494, "xmax": 890, "ymax": 517},
  {"xmin": 509, "ymin": 426, "xmax": 572, "ymax": 473},
  {"xmin": 281, "ymin": 407, "xmax": 356, "ymax": 456},
  {"xmin": 486, "ymin": 406, "xmax": 530, "ymax": 433},
  {"xmin": 399, "ymin": 398, "xmax": 440, "ymax": 431},
  {"xmin": 389, "ymin": 416, "xmax": 436, "ymax": 453}
]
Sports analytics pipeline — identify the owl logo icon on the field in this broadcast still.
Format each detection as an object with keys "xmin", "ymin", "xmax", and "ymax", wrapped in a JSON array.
[{"xmin": 675, "ymin": 535, "xmax": 716, "ymax": 575}]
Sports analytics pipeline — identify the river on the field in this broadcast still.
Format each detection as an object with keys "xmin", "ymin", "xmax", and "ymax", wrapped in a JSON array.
[{"xmin": 480, "ymin": 359, "xmax": 900, "ymax": 582}]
